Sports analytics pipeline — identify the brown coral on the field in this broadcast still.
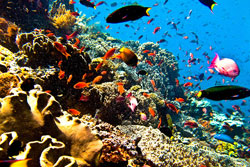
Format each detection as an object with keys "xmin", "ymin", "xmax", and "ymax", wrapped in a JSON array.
[
  {"xmin": 0, "ymin": 17, "xmax": 19, "ymax": 52},
  {"xmin": 0, "ymin": 72, "xmax": 19, "ymax": 98}
]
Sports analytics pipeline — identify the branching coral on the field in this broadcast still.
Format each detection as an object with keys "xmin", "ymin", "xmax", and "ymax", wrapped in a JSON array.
[{"xmin": 51, "ymin": 4, "xmax": 76, "ymax": 32}]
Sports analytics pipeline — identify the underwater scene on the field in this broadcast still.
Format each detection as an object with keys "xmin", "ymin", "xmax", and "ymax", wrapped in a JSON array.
[{"xmin": 0, "ymin": 0, "xmax": 250, "ymax": 166}]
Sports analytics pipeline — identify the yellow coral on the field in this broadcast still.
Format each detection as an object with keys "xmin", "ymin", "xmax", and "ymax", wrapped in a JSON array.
[
  {"xmin": 216, "ymin": 141, "xmax": 238, "ymax": 157},
  {"xmin": 51, "ymin": 4, "xmax": 76, "ymax": 31}
]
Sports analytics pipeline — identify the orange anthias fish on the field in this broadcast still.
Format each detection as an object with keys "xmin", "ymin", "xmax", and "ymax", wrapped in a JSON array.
[
  {"xmin": 58, "ymin": 70, "xmax": 65, "ymax": 80},
  {"xmin": 157, "ymin": 116, "xmax": 162, "ymax": 128},
  {"xmin": 143, "ymin": 92, "xmax": 150, "ymax": 98},
  {"xmin": 73, "ymin": 38, "xmax": 80, "ymax": 48},
  {"xmin": 175, "ymin": 97, "xmax": 185, "ymax": 103},
  {"xmin": 150, "ymin": 79, "xmax": 157, "ymax": 91},
  {"xmin": 165, "ymin": 102, "xmax": 179, "ymax": 114},
  {"xmin": 66, "ymin": 31, "xmax": 78, "ymax": 40},
  {"xmin": 67, "ymin": 74, "xmax": 73, "ymax": 84},
  {"xmin": 69, "ymin": 0, "xmax": 76, "ymax": 4},
  {"xmin": 148, "ymin": 107, "xmax": 156, "ymax": 117},
  {"xmin": 92, "ymin": 75, "xmax": 103, "ymax": 84},
  {"xmin": 184, "ymin": 120, "xmax": 198, "ymax": 128},
  {"xmin": 95, "ymin": 61, "xmax": 104, "ymax": 72},
  {"xmin": 67, "ymin": 108, "xmax": 81, "ymax": 116},
  {"xmin": 102, "ymin": 48, "xmax": 116, "ymax": 60},
  {"xmin": 116, "ymin": 82, "xmax": 125, "ymax": 95},
  {"xmin": 54, "ymin": 42, "xmax": 71, "ymax": 59},
  {"xmin": 73, "ymin": 82, "xmax": 90, "ymax": 89},
  {"xmin": 183, "ymin": 82, "xmax": 193, "ymax": 87},
  {"xmin": 175, "ymin": 78, "xmax": 179, "ymax": 87},
  {"xmin": 143, "ymin": 50, "xmax": 150, "ymax": 53}
]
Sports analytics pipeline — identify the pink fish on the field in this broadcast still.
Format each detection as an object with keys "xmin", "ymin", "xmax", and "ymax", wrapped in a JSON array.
[
  {"xmin": 128, "ymin": 96, "xmax": 138, "ymax": 112},
  {"xmin": 208, "ymin": 53, "xmax": 240, "ymax": 78}
]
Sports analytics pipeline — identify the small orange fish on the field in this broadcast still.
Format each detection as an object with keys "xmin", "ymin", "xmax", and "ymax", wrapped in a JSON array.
[
  {"xmin": 70, "ymin": 12, "xmax": 79, "ymax": 16},
  {"xmin": 67, "ymin": 74, "xmax": 73, "ymax": 84},
  {"xmin": 95, "ymin": 61, "xmax": 104, "ymax": 72},
  {"xmin": 58, "ymin": 60, "xmax": 63, "ymax": 68},
  {"xmin": 44, "ymin": 90, "xmax": 51, "ymax": 94},
  {"xmin": 58, "ymin": 70, "xmax": 65, "ymax": 80},
  {"xmin": 101, "ymin": 71, "xmax": 107, "ymax": 75},
  {"xmin": 150, "ymin": 80, "xmax": 157, "ymax": 91},
  {"xmin": 46, "ymin": 33, "xmax": 55, "ymax": 37},
  {"xmin": 148, "ymin": 107, "xmax": 156, "ymax": 117},
  {"xmin": 116, "ymin": 82, "xmax": 125, "ymax": 95},
  {"xmin": 153, "ymin": 27, "xmax": 161, "ymax": 34},
  {"xmin": 66, "ymin": 31, "xmax": 78, "ymax": 40},
  {"xmin": 54, "ymin": 42, "xmax": 71, "ymax": 59},
  {"xmin": 106, "ymin": 25, "xmax": 110, "ymax": 29},
  {"xmin": 157, "ymin": 117, "xmax": 162, "ymax": 128},
  {"xmin": 102, "ymin": 48, "xmax": 116, "ymax": 60},
  {"xmin": 92, "ymin": 75, "xmax": 103, "ymax": 84},
  {"xmin": 69, "ymin": 0, "xmax": 76, "ymax": 4},
  {"xmin": 148, "ymin": 52, "xmax": 156, "ymax": 56},
  {"xmin": 143, "ymin": 50, "xmax": 150, "ymax": 53},
  {"xmin": 73, "ymin": 82, "xmax": 90, "ymax": 89},
  {"xmin": 67, "ymin": 108, "xmax": 80, "ymax": 116},
  {"xmin": 183, "ymin": 82, "xmax": 193, "ymax": 87},
  {"xmin": 79, "ymin": 46, "xmax": 85, "ymax": 53},
  {"xmin": 175, "ymin": 78, "xmax": 179, "ymax": 87},
  {"xmin": 183, "ymin": 36, "xmax": 188, "ymax": 39},
  {"xmin": 175, "ymin": 97, "xmax": 185, "ymax": 103},
  {"xmin": 146, "ymin": 60, "xmax": 153, "ymax": 66},
  {"xmin": 73, "ymin": 38, "xmax": 80, "ymax": 48},
  {"xmin": 165, "ymin": 102, "xmax": 179, "ymax": 114},
  {"xmin": 143, "ymin": 92, "xmax": 150, "ymax": 98}
]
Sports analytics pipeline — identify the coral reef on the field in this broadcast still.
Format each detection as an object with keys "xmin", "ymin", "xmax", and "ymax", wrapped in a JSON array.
[
  {"xmin": 118, "ymin": 125, "xmax": 250, "ymax": 167},
  {"xmin": 0, "ymin": 88, "xmax": 103, "ymax": 166},
  {"xmin": 0, "ymin": 72, "xmax": 19, "ymax": 98},
  {"xmin": 0, "ymin": 17, "xmax": 19, "ymax": 52},
  {"xmin": 0, "ymin": 0, "xmax": 51, "ymax": 32}
]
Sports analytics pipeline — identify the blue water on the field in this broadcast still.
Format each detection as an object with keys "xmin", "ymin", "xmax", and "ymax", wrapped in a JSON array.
[{"xmin": 77, "ymin": 0, "xmax": 250, "ymax": 118}]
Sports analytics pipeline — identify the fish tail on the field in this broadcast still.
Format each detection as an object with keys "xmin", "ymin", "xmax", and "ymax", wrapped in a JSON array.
[
  {"xmin": 208, "ymin": 53, "xmax": 219, "ymax": 68},
  {"xmin": 146, "ymin": 8, "xmax": 151, "ymax": 16},
  {"xmin": 66, "ymin": 35, "xmax": 70, "ymax": 40},
  {"xmin": 210, "ymin": 2, "xmax": 217, "ymax": 11},
  {"xmin": 196, "ymin": 91, "xmax": 202, "ymax": 98}
]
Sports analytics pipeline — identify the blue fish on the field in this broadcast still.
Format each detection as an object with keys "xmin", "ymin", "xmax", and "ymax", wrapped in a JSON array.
[{"xmin": 213, "ymin": 134, "xmax": 234, "ymax": 144}]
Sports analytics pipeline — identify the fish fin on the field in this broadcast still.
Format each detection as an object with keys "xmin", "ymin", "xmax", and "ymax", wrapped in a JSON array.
[
  {"xmin": 196, "ymin": 91, "xmax": 202, "ymax": 98},
  {"xmin": 94, "ymin": 6, "xmax": 96, "ymax": 9},
  {"xmin": 208, "ymin": 53, "xmax": 219, "ymax": 68},
  {"xmin": 146, "ymin": 8, "xmax": 152, "ymax": 16},
  {"xmin": 211, "ymin": 2, "xmax": 217, "ymax": 11},
  {"xmin": 10, "ymin": 159, "xmax": 31, "ymax": 167}
]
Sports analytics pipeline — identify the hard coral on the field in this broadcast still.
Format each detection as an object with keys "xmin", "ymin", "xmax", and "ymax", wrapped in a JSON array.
[
  {"xmin": 0, "ymin": 17, "xmax": 19, "ymax": 52},
  {"xmin": 0, "ymin": 89, "xmax": 103, "ymax": 166}
]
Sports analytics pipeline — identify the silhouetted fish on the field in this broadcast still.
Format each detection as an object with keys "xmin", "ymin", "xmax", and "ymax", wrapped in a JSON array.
[{"xmin": 106, "ymin": 5, "xmax": 151, "ymax": 23}]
